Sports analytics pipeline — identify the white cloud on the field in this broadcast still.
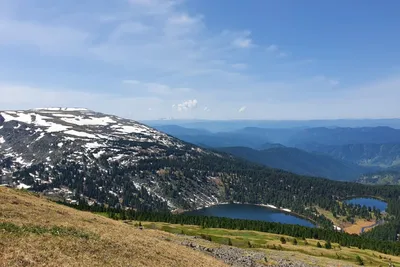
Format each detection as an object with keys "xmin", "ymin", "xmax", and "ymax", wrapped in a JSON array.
[
  {"xmin": 167, "ymin": 14, "xmax": 199, "ymax": 25},
  {"xmin": 238, "ymin": 106, "xmax": 247, "ymax": 113},
  {"xmin": 266, "ymin": 45, "xmax": 278, "ymax": 52},
  {"xmin": 174, "ymin": 99, "xmax": 198, "ymax": 112},
  {"xmin": 231, "ymin": 31, "xmax": 254, "ymax": 48},
  {"xmin": 232, "ymin": 38, "xmax": 253, "ymax": 48}
]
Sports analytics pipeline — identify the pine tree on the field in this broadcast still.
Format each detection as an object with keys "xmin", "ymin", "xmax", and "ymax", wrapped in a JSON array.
[
  {"xmin": 317, "ymin": 242, "xmax": 322, "ymax": 248},
  {"xmin": 228, "ymin": 238, "xmax": 233, "ymax": 246},
  {"xmin": 292, "ymin": 239, "xmax": 298, "ymax": 245},
  {"xmin": 280, "ymin": 237, "xmax": 286, "ymax": 244},
  {"xmin": 325, "ymin": 241, "xmax": 332, "ymax": 249},
  {"xmin": 356, "ymin": 255, "xmax": 364, "ymax": 266}
]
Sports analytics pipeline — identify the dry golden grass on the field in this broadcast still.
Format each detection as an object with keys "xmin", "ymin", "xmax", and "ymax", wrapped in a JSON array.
[
  {"xmin": 344, "ymin": 219, "xmax": 376, "ymax": 235},
  {"xmin": 0, "ymin": 187, "xmax": 228, "ymax": 267},
  {"xmin": 316, "ymin": 207, "xmax": 377, "ymax": 235}
]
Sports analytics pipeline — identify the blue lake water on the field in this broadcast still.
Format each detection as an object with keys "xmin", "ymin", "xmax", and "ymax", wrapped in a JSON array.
[
  {"xmin": 345, "ymin": 198, "xmax": 387, "ymax": 211},
  {"xmin": 186, "ymin": 204, "xmax": 315, "ymax": 228}
]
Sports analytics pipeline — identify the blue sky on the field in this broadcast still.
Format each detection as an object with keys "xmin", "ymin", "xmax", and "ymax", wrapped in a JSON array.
[{"xmin": 0, "ymin": 0, "xmax": 399, "ymax": 120}]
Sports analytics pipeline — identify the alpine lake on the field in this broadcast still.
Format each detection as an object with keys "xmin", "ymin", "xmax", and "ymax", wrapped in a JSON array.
[{"xmin": 186, "ymin": 198, "xmax": 388, "ymax": 228}]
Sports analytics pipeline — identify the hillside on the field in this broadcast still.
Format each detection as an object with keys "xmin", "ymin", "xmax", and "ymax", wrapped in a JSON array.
[
  {"xmin": 302, "ymin": 143, "xmax": 400, "ymax": 168},
  {"xmin": 0, "ymin": 187, "xmax": 227, "ymax": 267},
  {"xmin": 0, "ymin": 108, "xmax": 223, "ymax": 211},
  {"xmin": 217, "ymin": 146, "xmax": 370, "ymax": 181},
  {"xmin": 357, "ymin": 171, "xmax": 400, "ymax": 185}
]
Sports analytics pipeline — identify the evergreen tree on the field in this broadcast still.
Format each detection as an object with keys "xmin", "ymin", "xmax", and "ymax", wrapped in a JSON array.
[
  {"xmin": 356, "ymin": 255, "xmax": 364, "ymax": 266},
  {"xmin": 325, "ymin": 241, "xmax": 332, "ymax": 249},
  {"xmin": 280, "ymin": 237, "xmax": 287, "ymax": 244},
  {"xmin": 317, "ymin": 242, "xmax": 322, "ymax": 248}
]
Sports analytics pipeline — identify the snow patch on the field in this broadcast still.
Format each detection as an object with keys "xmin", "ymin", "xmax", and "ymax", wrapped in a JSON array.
[
  {"xmin": 109, "ymin": 154, "xmax": 124, "ymax": 161},
  {"xmin": 85, "ymin": 142, "xmax": 103, "ymax": 149},
  {"xmin": 111, "ymin": 124, "xmax": 152, "ymax": 135},
  {"xmin": 93, "ymin": 150, "xmax": 106, "ymax": 158},
  {"xmin": 64, "ymin": 130, "xmax": 97, "ymax": 139},
  {"xmin": 61, "ymin": 116, "xmax": 116, "ymax": 126},
  {"xmin": 34, "ymin": 107, "xmax": 89, "ymax": 111},
  {"xmin": 17, "ymin": 183, "xmax": 31, "ymax": 189},
  {"xmin": 46, "ymin": 123, "xmax": 71, "ymax": 133}
]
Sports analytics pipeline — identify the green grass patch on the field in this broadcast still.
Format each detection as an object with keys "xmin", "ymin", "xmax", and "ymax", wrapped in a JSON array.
[
  {"xmin": 0, "ymin": 222, "xmax": 96, "ymax": 240},
  {"xmin": 140, "ymin": 221, "xmax": 400, "ymax": 266}
]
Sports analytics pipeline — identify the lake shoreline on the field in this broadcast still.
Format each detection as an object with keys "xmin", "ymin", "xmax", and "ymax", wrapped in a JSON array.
[
  {"xmin": 173, "ymin": 197, "xmax": 388, "ymax": 232},
  {"xmin": 178, "ymin": 202, "xmax": 317, "ymax": 228}
]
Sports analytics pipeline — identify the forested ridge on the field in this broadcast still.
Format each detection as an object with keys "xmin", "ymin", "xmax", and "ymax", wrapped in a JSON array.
[
  {"xmin": 18, "ymin": 147, "xmax": 400, "ymax": 231},
  {"xmin": 146, "ymin": 154, "xmax": 400, "ymax": 215}
]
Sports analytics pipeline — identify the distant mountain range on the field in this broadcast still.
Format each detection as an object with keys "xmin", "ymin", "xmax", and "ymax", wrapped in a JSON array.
[
  {"xmin": 155, "ymin": 124, "xmax": 400, "ymax": 180},
  {"xmin": 146, "ymin": 119, "xmax": 400, "ymax": 132},
  {"xmin": 216, "ymin": 146, "xmax": 372, "ymax": 181},
  {"xmin": 155, "ymin": 125, "xmax": 400, "ymax": 148}
]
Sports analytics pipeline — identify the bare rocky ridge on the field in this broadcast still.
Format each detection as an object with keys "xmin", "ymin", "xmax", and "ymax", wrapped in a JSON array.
[{"xmin": 0, "ymin": 108, "xmax": 223, "ymax": 210}]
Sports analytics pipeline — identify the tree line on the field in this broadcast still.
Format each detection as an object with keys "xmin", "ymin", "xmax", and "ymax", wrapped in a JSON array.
[{"xmin": 59, "ymin": 200, "xmax": 400, "ymax": 257}]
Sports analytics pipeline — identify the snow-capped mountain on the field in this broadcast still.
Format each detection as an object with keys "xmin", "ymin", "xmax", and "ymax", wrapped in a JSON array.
[{"xmin": 0, "ymin": 108, "xmax": 222, "ymax": 211}]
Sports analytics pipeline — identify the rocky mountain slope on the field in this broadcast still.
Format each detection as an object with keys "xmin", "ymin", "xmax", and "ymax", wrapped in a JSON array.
[{"xmin": 0, "ymin": 108, "xmax": 222, "ymax": 211}]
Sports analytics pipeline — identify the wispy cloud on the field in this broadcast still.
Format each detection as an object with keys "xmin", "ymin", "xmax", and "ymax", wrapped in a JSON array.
[
  {"xmin": 231, "ymin": 31, "xmax": 254, "ymax": 48},
  {"xmin": 173, "ymin": 99, "xmax": 198, "ymax": 112},
  {"xmin": 266, "ymin": 45, "xmax": 278, "ymax": 52},
  {"xmin": 266, "ymin": 44, "xmax": 289, "ymax": 58},
  {"xmin": 238, "ymin": 106, "xmax": 247, "ymax": 113},
  {"xmin": 232, "ymin": 38, "xmax": 253, "ymax": 48}
]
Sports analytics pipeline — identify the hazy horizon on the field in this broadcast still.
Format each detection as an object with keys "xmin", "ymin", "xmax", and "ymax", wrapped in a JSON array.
[{"xmin": 1, "ymin": 0, "xmax": 400, "ymax": 120}]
